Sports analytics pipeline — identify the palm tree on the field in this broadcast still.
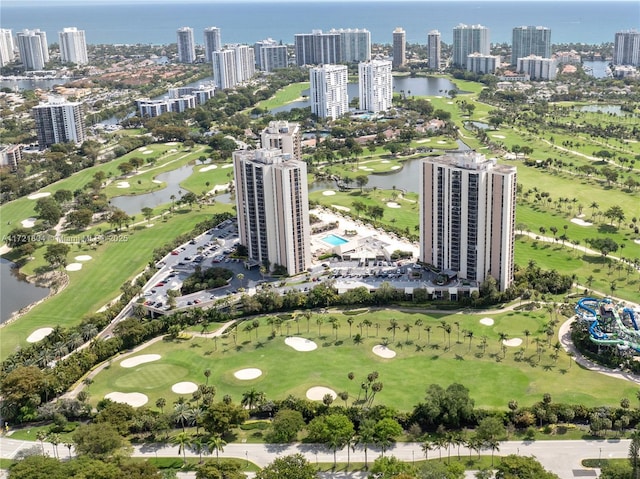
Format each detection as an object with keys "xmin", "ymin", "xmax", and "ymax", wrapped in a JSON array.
[
  {"xmin": 523, "ymin": 330, "xmax": 531, "ymax": 349},
  {"xmin": 403, "ymin": 323, "xmax": 412, "ymax": 342},
  {"xmin": 204, "ymin": 369, "xmax": 211, "ymax": 385},
  {"xmin": 302, "ymin": 310, "xmax": 312, "ymax": 333},
  {"xmin": 425, "ymin": 325, "xmax": 432, "ymax": 345},
  {"xmin": 316, "ymin": 316, "xmax": 324, "ymax": 336},
  {"xmin": 465, "ymin": 330, "xmax": 474, "ymax": 351},
  {"xmin": 64, "ymin": 442, "xmax": 73, "ymax": 459},
  {"xmin": 36, "ymin": 430, "xmax": 47, "ymax": 454},
  {"xmin": 172, "ymin": 431, "xmax": 191, "ymax": 465},
  {"xmin": 241, "ymin": 388, "xmax": 265, "ymax": 411},
  {"xmin": 206, "ymin": 434, "xmax": 226, "ymax": 463},
  {"xmin": 486, "ymin": 438, "xmax": 500, "ymax": 466},
  {"xmin": 190, "ymin": 436, "xmax": 205, "ymax": 463},
  {"xmin": 355, "ymin": 419, "xmax": 376, "ymax": 470},
  {"xmin": 415, "ymin": 319, "xmax": 424, "ymax": 339},
  {"xmin": 173, "ymin": 402, "xmax": 192, "ymax": 432},
  {"xmin": 387, "ymin": 319, "xmax": 400, "ymax": 341},
  {"xmin": 156, "ymin": 397, "xmax": 166, "ymax": 413},
  {"xmin": 347, "ymin": 317, "xmax": 354, "ymax": 338},
  {"xmin": 421, "ymin": 439, "xmax": 434, "ymax": 460},
  {"xmin": 362, "ymin": 318, "xmax": 372, "ymax": 337}
]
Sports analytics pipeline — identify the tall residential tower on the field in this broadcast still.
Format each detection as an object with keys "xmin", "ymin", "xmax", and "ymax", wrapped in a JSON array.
[
  {"xmin": 419, "ymin": 151, "xmax": 517, "ymax": 292},
  {"xmin": 452, "ymin": 24, "xmax": 490, "ymax": 68},
  {"xmin": 358, "ymin": 59, "xmax": 393, "ymax": 113},
  {"xmin": 177, "ymin": 27, "xmax": 196, "ymax": 63},
  {"xmin": 614, "ymin": 30, "xmax": 640, "ymax": 66},
  {"xmin": 32, "ymin": 96, "xmax": 86, "ymax": 149},
  {"xmin": 392, "ymin": 27, "xmax": 406, "ymax": 68},
  {"xmin": 16, "ymin": 29, "xmax": 49, "ymax": 71},
  {"xmin": 511, "ymin": 26, "xmax": 551, "ymax": 65},
  {"xmin": 233, "ymin": 149, "xmax": 311, "ymax": 276},
  {"xmin": 0, "ymin": 29, "xmax": 15, "ymax": 67},
  {"xmin": 203, "ymin": 27, "xmax": 222, "ymax": 62},
  {"xmin": 309, "ymin": 64, "xmax": 348, "ymax": 119},
  {"xmin": 59, "ymin": 27, "xmax": 88, "ymax": 65},
  {"xmin": 427, "ymin": 30, "xmax": 441, "ymax": 70},
  {"xmin": 260, "ymin": 121, "xmax": 302, "ymax": 161}
]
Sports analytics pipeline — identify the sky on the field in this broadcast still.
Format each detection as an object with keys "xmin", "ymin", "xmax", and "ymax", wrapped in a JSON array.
[{"xmin": 5, "ymin": 0, "xmax": 638, "ymax": 4}]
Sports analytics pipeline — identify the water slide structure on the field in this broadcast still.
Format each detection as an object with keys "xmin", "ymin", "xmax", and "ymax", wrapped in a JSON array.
[{"xmin": 574, "ymin": 298, "xmax": 640, "ymax": 352}]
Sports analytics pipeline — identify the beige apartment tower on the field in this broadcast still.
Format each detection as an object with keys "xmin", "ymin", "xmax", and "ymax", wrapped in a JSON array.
[
  {"xmin": 233, "ymin": 149, "xmax": 311, "ymax": 276},
  {"xmin": 260, "ymin": 121, "xmax": 302, "ymax": 161},
  {"xmin": 419, "ymin": 151, "xmax": 517, "ymax": 291}
]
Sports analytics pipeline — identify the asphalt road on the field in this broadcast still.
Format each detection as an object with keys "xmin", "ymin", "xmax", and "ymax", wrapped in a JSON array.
[{"xmin": 0, "ymin": 436, "xmax": 628, "ymax": 479}]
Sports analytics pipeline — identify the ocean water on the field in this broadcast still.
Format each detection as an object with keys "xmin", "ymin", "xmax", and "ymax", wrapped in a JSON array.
[{"xmin": 1, "ymin": 1, "xmax": 638, "ymax": 47}]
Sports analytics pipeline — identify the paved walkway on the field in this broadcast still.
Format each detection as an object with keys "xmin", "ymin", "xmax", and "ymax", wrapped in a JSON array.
[{"xmin": 0, "ymin": 437, "xmax": 625, "ymax": 479}]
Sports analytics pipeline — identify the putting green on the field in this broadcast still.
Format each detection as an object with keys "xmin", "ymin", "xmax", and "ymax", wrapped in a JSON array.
[{"xmin": 114, "ymin": 363, "xmax": 190, "ymax": 390}]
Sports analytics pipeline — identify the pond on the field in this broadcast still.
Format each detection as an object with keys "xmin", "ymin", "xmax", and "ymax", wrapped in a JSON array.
[
  {"xmin": 269, "ymin": 76, "xmax": 460, "ymax": 114},
  {"xmin": 310, "ymin": 139, "xmax": 471, "ymax": 194},
  {"xmin": 110, "ymin": 164, "xmax": 196, "ymax": 216},
  {"xmin": 464, "ymin": 121, "xmax": 490, "ymax": 130},
  {"xmin": 0, "ymin": 258, "xmax": 49, "ymax": 324},
  {"xmin": 578, "ymin": 105, "xmax": 624, "ymax": 116},
  {"xmin": 0, "ymin": 77, "xmax": 72, "ymax": 91}
]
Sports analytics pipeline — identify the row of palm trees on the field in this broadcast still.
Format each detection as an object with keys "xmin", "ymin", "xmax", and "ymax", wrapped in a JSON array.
[{"xmin": 420, "ymin": 433, "xmax": 502, "ymax": 466}]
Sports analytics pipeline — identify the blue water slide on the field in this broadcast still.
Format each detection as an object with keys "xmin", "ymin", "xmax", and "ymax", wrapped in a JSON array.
[
  {"xmin": 576, "ymin": 297, "xmax": 598, "ymax": 319},
  {"xmin": 624, "ymin": 307, "xmax": 639, "ymax": 331},
  {"xmin": 589, "ymin": 320, "xmax": 608, "ymax": 340}
]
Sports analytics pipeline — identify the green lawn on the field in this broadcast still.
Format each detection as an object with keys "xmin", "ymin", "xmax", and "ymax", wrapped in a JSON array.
[
  {"xmin": 256, "ymin": 81, "xmax": 310, "ymax": 111},
  {"xmin": 86, "ymin": 309, "xmax": 637, "ymax": 412},
  {"xmin": 0, "ymin": 203, "xmax": 234, "ymax": 360},
  {"xmin": 178, "ymin": 162, "xmax": 235, "ymax": 196}
]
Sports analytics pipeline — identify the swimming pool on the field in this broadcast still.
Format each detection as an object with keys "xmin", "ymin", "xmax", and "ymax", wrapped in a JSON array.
[{"xmin": 322, "ymin": 234, "xmax": 349, "ymax": 246}]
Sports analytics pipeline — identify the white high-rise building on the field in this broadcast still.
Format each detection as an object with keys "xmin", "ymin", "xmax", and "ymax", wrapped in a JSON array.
[
  {"xmin": 466, "ymin": 53, "xmax": 500, "ymax": 74},
  {"xmin": 333, "ymin": 28, "xmax": 371, "ymax": 62},
  {"xmin": 177, "ymin": 27, "xmax": 196, "ymax": 63},
  {"xmin": 309, "ymin": 64, "xmax": 348, "ymax": 120},
  {"xmin": 358, "ymin": 59, "xmax": 392, "ymax": 113},
  {"xmin": 511, "ymin": 26, "xmax": 551, "ymax": 65},
  {"xmin": 203, "ymin": 27, "xmax": 222, "ymax": 62},
  {"xmin": 427, "ymin": 30, "xmax": 441, "ymax": 70},
  {"xmin": 212, "ymin": 49, "xmax": 237, "ymax": 89},
  {"xmin": 452, "ymin": 24, "xmax": 490, "ymax": 68},
  {"xmin": 229, "ymin": 44, "xmax": 256, "ymax": 82},
  {"xmin": 420, "ymin": 151, "xmax": 517, "ymax": 292},
  {"xmin": 255, "ymin": 38, "xmax": 288, "ymax": 71},
  {"xmin": 261, "ymin": 121, "xmax": 302, "ymax": 161},
  {"xmin": 234, "ymin": 148, "xmax": 311, "ymax": 276},
  {"xmin": 614, "ymin": 30, "xmax": 640, "ymax": 66},
  {"xmin": 32, "ymin": 96, "xmax": 86, "ymax": 149},
  {"xmin": 16, "ymin": 29, "xmax": 49, "ymax": 71},
  {"xmin": 392, "ymin": 27, "xmax": 406, "ymax": 68},
  {"xmin": 59, "ymin": 27, "xmax": 88, "ymax": 65},
  {"xmin": 0, "ymin": 29, "xmax": 15, "ymax": 67},
  {"xmin": 517, "ymin": 55, "xmax": 557, "ymax": 80},
  {"xmin": 0, "ymin": 145, "xmax": 22, "ymax": 171}
]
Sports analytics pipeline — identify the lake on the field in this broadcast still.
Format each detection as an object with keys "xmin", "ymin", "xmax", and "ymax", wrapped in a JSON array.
[{"xmin": 0, "ymin": 258, "xmax": 50, "ymax": 324}]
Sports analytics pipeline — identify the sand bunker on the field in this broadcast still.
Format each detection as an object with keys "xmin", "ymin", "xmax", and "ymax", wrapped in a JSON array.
[
  {"xmin": 21, "ymin": 218, "xmax": 36, "ymax": 228},
  {"xmin": 26, "ymin": 327, "xmax": 54, "ymax": 343},
  {"xmin": 491, "ymin": 134, "xmax": 506, "ymax": 139},
  {"xmin": 417, "ymin": 139, "xmax": 431, "ymax": 143},
  {"xmin": 306, "ymin": 386, "xmax": 337, "ymax": 401},
  {"xmin": 105, "ymin": 392, "xmax": 148, "ymax": 407},
  {"xmin": 480, "ymin": 317, "xmax": 494, "ymax": 326},
  {"xmin": 165, "ymin": 142, "xmax": 178, "ymax": 145},
  {"xmin": 571, "ymin": 218, "xmax": 593, "ymax": 227},
  {"xmin": 137, "ymin": 147, "xmax": 149, "ymax": 151},
  {"xmin": 437, "ymin": 140, "xmax": 447, "ymax": 144},
  {"xmin": 372, "ymin": 345, "xmax": 397, "ymax": 358},
  {"xmin": 152, "ymin": 180, "xmax": 163, "ymax": 184},
  {"xmin": 332, "ymin": 205, "xmax": 351, "ymax": 212},
  {"xmin": 75, "ymin": 255, "xmax": 93, "ymax": 262},
  {"xmin": 27, "ymin": 192, "xmax": 51, "ymax": 200},
  {"xmin": 234, "ymin": 368, "xmax": 263, "ymax": 380},
  {"xmin": 200, "ymin": 165, "xmax": 218, "ymax": 172},
  {"xmin": 221, "ymin": 164, "xmax": 234, "ymax": 168},
  {"xmin": 635, "ymin": 239, "xmax": 640, "ymax": 245},
  {"xmin": 386, "ymin": 202, "xmax": 401, "ymax": 208},
  {"xmin": 171, "ymin": 382, "xmax": 198, "ymax": 394},
  {"xmin": 322, "ymin": 190, "xmax": 336, "ymax": 196},
  {"xmin": 381, "ymin": 159, "xmax": 390, "ymax": 163},
  {"xmin": 143, "ymin": 151, "xmax": 153, "ymax": 155},
  {"xmin": 120, "ymin": 354, "xmax": 161, "ymax": 368},
  {"xmin": 285, "ymin": 336, "xmax": 318, "ymax": 352},
  {"xmin": 116, "ymin": 181, "xmax": 130, "ymax": 188},
  {"xmin": 503, "ymin": 338, "xmax": 523, "ymax": 347},
  {"xmin": 391, "ymin": 165, "xmax": 401, "ymax": 170},
  {"xmin": 65, "ymin": 263, "xmax": 82, "ymax": 271}
]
